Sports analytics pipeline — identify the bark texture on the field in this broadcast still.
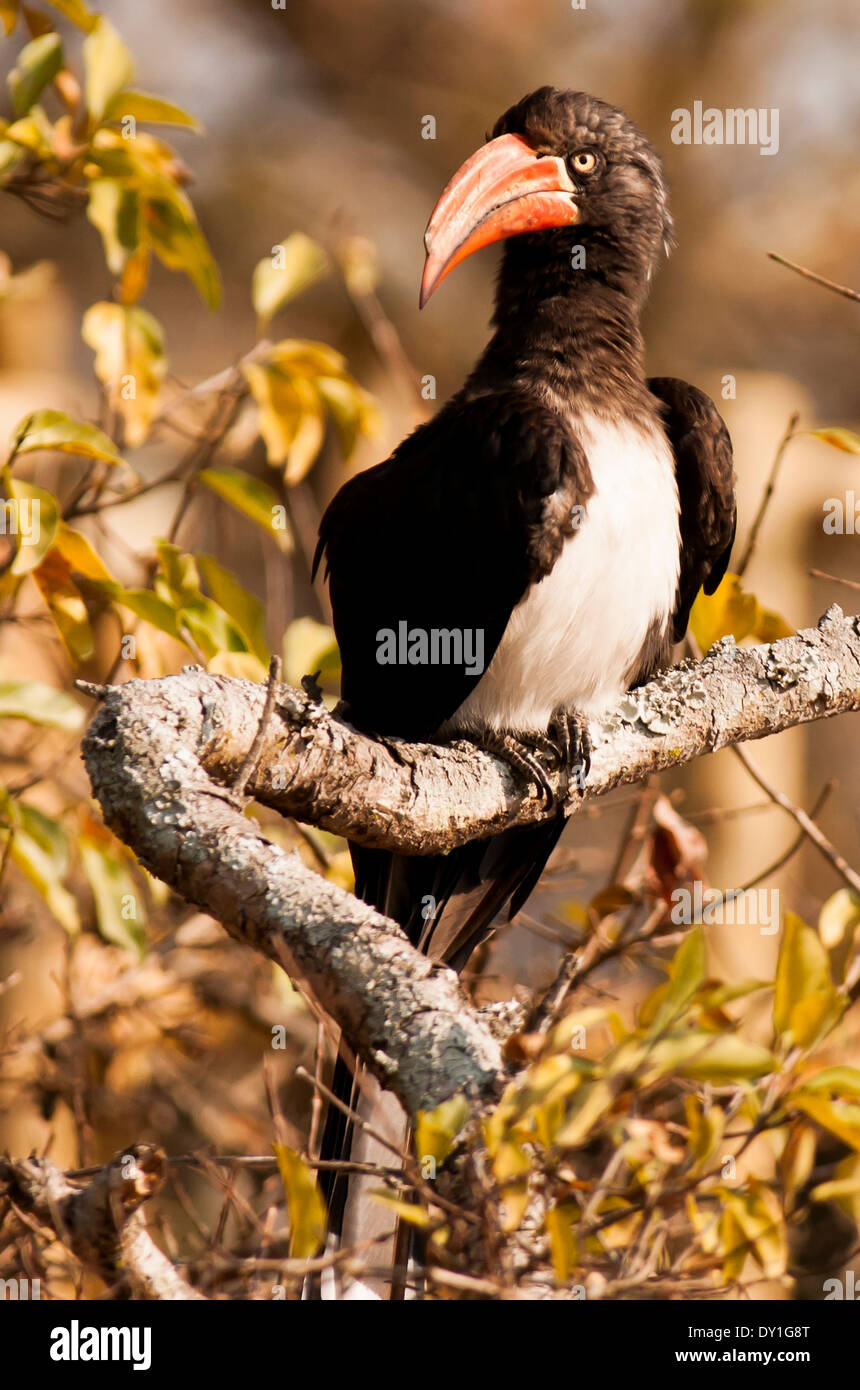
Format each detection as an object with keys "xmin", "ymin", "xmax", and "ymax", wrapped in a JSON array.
[{"xmin": 81, "ymin": 606, "xmax": 860, "ymax": 1118}]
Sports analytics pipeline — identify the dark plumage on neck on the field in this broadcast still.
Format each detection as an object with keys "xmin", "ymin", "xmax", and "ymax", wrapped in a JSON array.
[{"xmin": 469, "ymin": 239, "xmax": 653, "ymax": 418}]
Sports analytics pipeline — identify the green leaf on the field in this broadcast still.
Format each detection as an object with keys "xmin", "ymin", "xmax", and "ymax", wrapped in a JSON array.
[
  {"xmin": 144, "ymin": 194, "xmax": 220, "ymax": 309},
  {"xmin": 0, "ymin": 138, "xmax": 25, "ymax": 179},
  {"xmin": 87, "ymin": 579, "xmax": 181, "ymax": 642},
  {"xmin": 83, "ymin": 16, "xmax": 134, "ymax": 123},
  {"xmin": 198, "ymin": 467, "xmax": 292, "ymax": 552},
  {"xmin": 0, "ymin": 795, "xmax": 78, "ymax": 932},
  {"xmin": 251, "ymin": 232, "xmax": 328, "ymax": 327},
  {"xmin": 79, "ymin": 833, "xmax": 146, "ymax": 957},
  {"xmin": 86, "ymin": 179, "xmax": 141, "ymax": 276},
  {"xmin": 797, "ymin": 1068, "xmax": 860, "ymax": 1099},
  {"xmin": 8, "ymin": 32, "xmax": 63, "ymax": 117},
  {"xmin": 282, "ymin": 616, "xmax": 341, "ymax": 690},
  {"xmin": 47, "ymin": 0, "xmax": 97, "ymax": 31},
  {"xmin": 197, "ymin": 553, "xmax": 269, "ymax": 664},
  {"xmin": 9, "ymin": 408, "xmax": 123, "ymax": 465},
  {"xmin": 774, "ymin": 911, "xmax": 839, "ymax": 1047},
  {"xmin": 0, "ymin": 679, "xmax": 83, "ymax": 730},
  {"xmin": 104, "ymin": 90, "xmax": 201, "ymax": 130},
  {"xmin": 806, "ymin": 427, "xmax": 860, "ymax": 456},
  {"xmin": 648, "ymin": 927, "xmax": 706, "ymax": 1037},
  {"xmin": 647, "ymin": 1031, "xmax": 776, "ymax": 1083},
  {"xmin": 316, "ymin": 375, "xmax": 380, "ymax": 459},
  {"xmin": 272, "ymin": 1143, "xmax": 327, "ymax": 1258}
]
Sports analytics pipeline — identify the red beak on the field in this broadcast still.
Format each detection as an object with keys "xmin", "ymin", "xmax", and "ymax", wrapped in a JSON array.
[{"xmin": 420, "ymin": 133, "xmax": 579, "ymax": 307}]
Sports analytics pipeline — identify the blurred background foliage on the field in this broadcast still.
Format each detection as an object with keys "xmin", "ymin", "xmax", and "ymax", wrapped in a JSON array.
[{"xmin": 0, "ymin": 0, "xmax": 858, "ymax": 1298}]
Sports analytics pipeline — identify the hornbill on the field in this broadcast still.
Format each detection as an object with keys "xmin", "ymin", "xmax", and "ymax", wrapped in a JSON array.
[{"xmin": 312, "ymin": 87, "xmax": 736, "ymax": 1289}]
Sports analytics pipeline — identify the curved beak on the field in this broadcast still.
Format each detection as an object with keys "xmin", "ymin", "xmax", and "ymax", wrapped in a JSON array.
[{"xmin": 420, "ymin": 133, "xmax": 579, "ymax": 307}]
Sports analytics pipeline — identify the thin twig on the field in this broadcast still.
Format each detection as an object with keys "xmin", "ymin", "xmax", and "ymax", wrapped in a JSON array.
[
  {"xmin": 732, "ymin": 745, "xmax": 860, "ymax": 896},
  {"xmin": 767, "ymin": 252, "xmax": 860, "ymax": 304},
  {"xmin": 738, "ymin": 779, "xmax": 834, "ymax": 892},
  {"xmin": 810, "ymin": 568, "xmax": 860, "ymax": 594},
  {"xmin": 735, "ymin": 412, "xmax": 799, "ymax": 578},
  {"xmin": 232, "ymin": 656, "xmax": 283, "ymax": 802}
]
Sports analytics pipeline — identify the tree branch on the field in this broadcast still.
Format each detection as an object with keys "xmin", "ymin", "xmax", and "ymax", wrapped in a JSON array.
[
  {"xmin": 0, "ymin": 1145, "xmax": 205, "ymax": 1300},
  {"xmin": 81, "ymin": 606, "xmax": 860, "ymax": 1117}
]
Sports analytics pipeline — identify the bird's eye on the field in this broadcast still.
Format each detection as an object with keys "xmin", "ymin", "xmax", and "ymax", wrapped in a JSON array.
[{"xmin": 570, "ymin": 150, "xmax": 597, "ymax": 174}]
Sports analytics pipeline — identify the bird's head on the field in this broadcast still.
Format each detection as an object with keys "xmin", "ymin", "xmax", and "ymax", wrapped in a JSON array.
[{"xmin": 420, "ymin": 87, "xmax": 673, "ymax": 311}]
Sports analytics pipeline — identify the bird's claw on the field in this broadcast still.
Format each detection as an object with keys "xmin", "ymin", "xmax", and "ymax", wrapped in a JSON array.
[{"xmin": 452, "ymin": 708, "xmax": 590, "ymax": 811}]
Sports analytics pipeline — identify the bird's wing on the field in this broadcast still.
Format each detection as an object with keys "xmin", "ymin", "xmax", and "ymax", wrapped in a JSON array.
[
  {"xmin": 314, "ymin": 389, "xmax": 593, "ymax": 740},
  {"xmin": 648, "ymin": 377, "xmax": 737, "ymax": 642}
]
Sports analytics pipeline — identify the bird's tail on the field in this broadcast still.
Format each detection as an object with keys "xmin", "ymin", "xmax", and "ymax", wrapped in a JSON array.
[{"xmin": 317, "ymin": 815, "xmax": 567, "ymax": 1297}]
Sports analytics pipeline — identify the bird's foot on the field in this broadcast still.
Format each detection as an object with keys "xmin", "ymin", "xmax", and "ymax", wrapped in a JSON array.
[
  {"xmin": 546, "ymin": 706, "xmax": 592, "ymax": 788},
  {"xmin": 520, "ymin": 707, "xmax": 592, "ymax": 806},
  {"xmin": 450, "ymin": 728, "xmax": 556, "ymax": 807}
]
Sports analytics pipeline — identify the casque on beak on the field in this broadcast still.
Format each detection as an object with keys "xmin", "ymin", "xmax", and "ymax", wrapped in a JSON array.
[{"xmin": 420, "ymin": 133, "xmax": 579, "ymax": 307}]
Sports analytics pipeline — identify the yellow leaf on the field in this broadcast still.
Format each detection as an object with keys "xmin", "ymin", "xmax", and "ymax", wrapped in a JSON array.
[
  {"xmin": 690, "ymin": 573, "xmax": 757, "ymax": 650},
  {"xmin": 818, "ymin": 888, "xmax": 860, "ymax": 950},
  {"xmin": 104, "ymin": 90, "xmax": 201, "ymax": 130},
  {"xmin": 793, "ymin": 1095, "xmax": 860, "ymax": 1153},
  {"xmin": 415, "ymin": 1094, "xmax": 469, "ymax": 1170},
  {"xmin": 806, "ymin": 427, "xmax": 860, "ymax": 455},
  {"xmin": 208, "ymin": 651, "xmax": 267, "ymax": 681},
  {"xmin": 243, "ymin": 361, "xmax": 324, "ymax": 479},
  {"xmin": 492, "ymin": 1139, "xmax": 530, "ymax": 1232},
  {"xmin": 774, "ymin": 911, "xmax": 838, "ymax": 1046},
  {"xmin": 9, "ymin": 407, "xmax": 123, "ymax": 465},
  {"xmin": 368, "ymin": 1192, "xmax": 432, "ymax": 1227},
  {"xmin": 272, "ymin": 1142, "xmax": 327, "ymax": 1258},
  {"xmin": 53, "ymin": 520, "xmax": 114, "ymax": 581},
  {"xmin": 47, "ymin": 0, "xmax": 96, "ymax": 31},
  {"xmin": 251, "ymin": 232, "xmax": 328, "ymax": 327},
  {"xmin": 82, "ymin": 302, "xmax": 167, "ymax": 446},
  {"xmin": 2, "ymin": 473, "xmax": 59, "ymax": 573},
  {"xmin": 83, "ymin": 16, "xmax": 134, "ymax": 123},
  {"xmin": 31, "ymin": 549, "xmax": 94, "ymax": 661},
  {"xmin": 545, "ymin": 1203, "xmax": 579, "ymax": 1283},
  {"xmin": 0, "ymin": 1, "xmax": 19, "ymax": 38},
  {"xmin": 337, "ymin": 236, "xmax": 379, "ymax": 297}
]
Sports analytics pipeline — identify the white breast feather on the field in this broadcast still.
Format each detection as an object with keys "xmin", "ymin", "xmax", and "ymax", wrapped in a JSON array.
[{"xmin": 448, "ymin": 412, "xmax": 680, "ymax": 734}]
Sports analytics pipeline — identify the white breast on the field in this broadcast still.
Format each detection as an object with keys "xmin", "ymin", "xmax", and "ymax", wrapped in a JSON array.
[{"xmin": 447, "ymin": 412, "xmax": 680, "ymax": 735}]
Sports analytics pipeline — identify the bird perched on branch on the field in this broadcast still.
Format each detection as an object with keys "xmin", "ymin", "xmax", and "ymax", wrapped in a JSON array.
[{"xmin": 313, "ymin": 86, "xmax": 736, "ymax": 1290}]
